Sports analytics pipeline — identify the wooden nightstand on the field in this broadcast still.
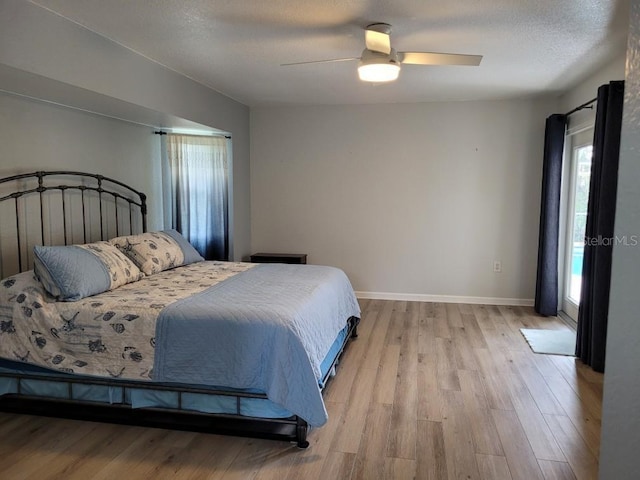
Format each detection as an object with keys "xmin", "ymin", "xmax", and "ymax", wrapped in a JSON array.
[{"xmin": 250, "ymin": 253, "xmax": 307, "ymax": 264}]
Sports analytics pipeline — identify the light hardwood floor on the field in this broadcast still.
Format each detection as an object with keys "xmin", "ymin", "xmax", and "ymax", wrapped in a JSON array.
[{"xmin": 0, "ymin": 300, "xmax": 602, "ymax": 480}]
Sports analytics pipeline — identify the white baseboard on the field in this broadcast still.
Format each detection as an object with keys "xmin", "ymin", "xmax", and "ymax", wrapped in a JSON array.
[{"xmin": 354, "ymin": 291, "xmax": 534, "ymax": 307}]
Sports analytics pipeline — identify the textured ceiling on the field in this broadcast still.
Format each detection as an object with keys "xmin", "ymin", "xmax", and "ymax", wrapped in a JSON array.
[{"xmin": 31, "ymin": 0, "xmax": 629, "ymax": 107}]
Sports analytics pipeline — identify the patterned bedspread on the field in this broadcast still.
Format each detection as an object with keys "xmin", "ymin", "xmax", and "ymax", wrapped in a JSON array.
[{"xmin": 0, "ymin": 262, "xmax": 255, "ymax": 380}]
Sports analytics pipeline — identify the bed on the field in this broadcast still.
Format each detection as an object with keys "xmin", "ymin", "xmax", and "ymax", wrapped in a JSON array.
[{"xmin": 0, "ymin": 171, "xmax": 360, "ymax": 447}]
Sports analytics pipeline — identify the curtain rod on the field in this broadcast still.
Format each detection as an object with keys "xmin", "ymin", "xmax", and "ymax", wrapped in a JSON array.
[
  {"xmin": 154, "ymin": 131, "xmax": 231, "ymax": 139},
  {"xmin": 565, "ymin": 97, "xmax": 597, "ymax": 117}
]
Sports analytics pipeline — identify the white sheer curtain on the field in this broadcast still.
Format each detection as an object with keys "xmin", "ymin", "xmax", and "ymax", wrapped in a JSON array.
[{"xmin": 166, "ymin": 134, "xmax": 228, "ymax": 260}]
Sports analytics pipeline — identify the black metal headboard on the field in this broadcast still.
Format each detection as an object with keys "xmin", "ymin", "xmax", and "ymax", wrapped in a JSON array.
[{"xmin": 0, "ymin": 171, "xmax": 147, "ymax": 277}]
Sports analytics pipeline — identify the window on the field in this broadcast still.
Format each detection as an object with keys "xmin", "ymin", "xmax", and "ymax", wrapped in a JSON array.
[
  {"xmin": 561, "ymin": 129, "xmax": 593, "ymax": 321},
  {"xmin": 568, "ymin": 145, "xmax": 592, "ymax": 302}
]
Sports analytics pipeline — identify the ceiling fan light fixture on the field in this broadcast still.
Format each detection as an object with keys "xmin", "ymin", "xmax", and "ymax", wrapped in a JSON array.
[
  {"xmin": 358, "ymin": 48, "xmax": 400, "ymax": 82},
  {"xmin": 358, "ymin": 62, "xmax": 400, "ymax": 82},
  {"xmin": 281, "ymin": 23, "xmax": 482, "ymax": 81}
]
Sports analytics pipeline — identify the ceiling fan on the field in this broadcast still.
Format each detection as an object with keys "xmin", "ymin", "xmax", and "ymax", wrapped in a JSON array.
[{"xmin": 282, "ymin": 23, "xmax": 482, "ymax": 83}]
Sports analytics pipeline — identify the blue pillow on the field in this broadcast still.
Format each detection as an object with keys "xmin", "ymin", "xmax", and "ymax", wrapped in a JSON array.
[{"xmin": 33, "ymin": 242, "xmax": 144, "ymax": 301}]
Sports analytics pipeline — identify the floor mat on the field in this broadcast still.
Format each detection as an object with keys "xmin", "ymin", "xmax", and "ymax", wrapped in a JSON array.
[{"xmin": 520, "ymin": 328, "xmax": 576, "ymax": 356}]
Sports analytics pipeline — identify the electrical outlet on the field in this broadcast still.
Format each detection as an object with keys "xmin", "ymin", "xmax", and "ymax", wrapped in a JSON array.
[{"xmin": 493, "ymin": 261, "xmax": 502, "ymax": 273}]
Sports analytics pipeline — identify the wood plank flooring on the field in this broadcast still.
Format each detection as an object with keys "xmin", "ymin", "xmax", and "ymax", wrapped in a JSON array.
[{"xmin": 0, "ymin": 300, "xmax": 602, "ymax": 479}]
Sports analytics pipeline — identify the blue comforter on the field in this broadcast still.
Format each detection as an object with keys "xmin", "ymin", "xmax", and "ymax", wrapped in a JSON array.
[{"xmin": 152, "ymin": 264, "xmax": 360, "ymax": 427}]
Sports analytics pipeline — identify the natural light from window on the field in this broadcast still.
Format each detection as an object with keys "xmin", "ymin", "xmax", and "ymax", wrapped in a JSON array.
[{"xmin": 568, "ymin": 144, "xmax": 592, "ymax": 303}]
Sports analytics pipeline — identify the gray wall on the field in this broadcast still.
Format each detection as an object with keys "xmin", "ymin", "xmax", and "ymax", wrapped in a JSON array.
[
  {"xmin": 0, "ymin": 0, "xmax": 251, "ymax": 260},
  {"xmin": 0, "ymin": 92, "xmax": 163, "ymax": 229},
  {"xmin": 251, "ymin": 98, "xmax": 557, "ymax": 303},
  {"xmin": 599, "ymin": 0, "xmax": 640, "ymax": 477}
]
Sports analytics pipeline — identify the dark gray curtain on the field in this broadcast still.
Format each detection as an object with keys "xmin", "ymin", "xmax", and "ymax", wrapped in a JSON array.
[
  {"xmin": 534, "ymin": 114, "xmax": 567, "ymax": 316},
  {"xmin": 576, "ymin": 81, "xmax": 625, "ymax": 372}
]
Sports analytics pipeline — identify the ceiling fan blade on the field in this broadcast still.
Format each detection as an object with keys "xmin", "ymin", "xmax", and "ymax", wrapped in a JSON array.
[
  {"xmin": 281, "ymin": 57, "xmax": 358, "ymax": 66},
  {"xmin": 399, "ymin": 52, "xmax": 483, "ymax": 66},
  {"xmin": 365, "ymin": 27, "xmax": 391, "ymax": 54}
]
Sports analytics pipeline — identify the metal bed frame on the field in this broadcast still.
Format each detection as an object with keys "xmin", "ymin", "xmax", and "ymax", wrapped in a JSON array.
[
  {"xmin": 0, "ymin": 170, "xmax": 147, "ymax": 277},
  {"xmin": 0, "ymin": 170, "xmax": 359, "ymax": 447}
]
